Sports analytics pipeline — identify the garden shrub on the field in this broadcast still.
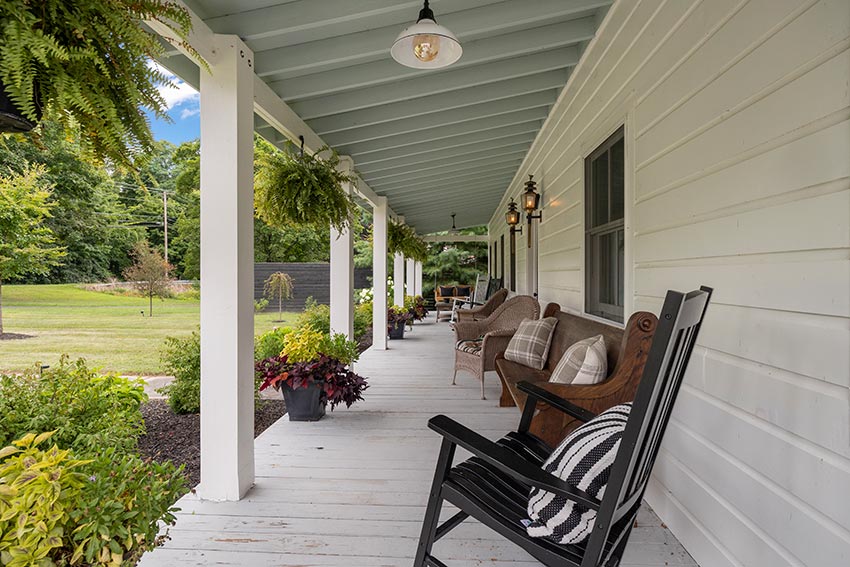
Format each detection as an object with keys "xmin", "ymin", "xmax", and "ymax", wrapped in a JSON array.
[
  {"xmin": 0, "ymin": 432, "xmax": 88, "ymax": 567},
  {"xmin": 0, "ymin": 433, "xmax": 185, "ymax": 567},
  {"xmin": 255, "ymin": 327, "xmax": 293, "ymax": 361},
  {"xmin": 282, "ymin": 326, "xmax": 359, "ymax": 365},
  {"xmin": 0, "ymin": 358, "xmax": 146, "ymax": 454},
  {"xmin": 296, "ymin": 297, "xmax": 330, "ymax": 335},
  {"xmin": 354, "ymin": 301, "xmax": 372, "ymax": 341},
  {"xmin": 159, "ymin": 332, "xmax": 201, "ymax": 414}
]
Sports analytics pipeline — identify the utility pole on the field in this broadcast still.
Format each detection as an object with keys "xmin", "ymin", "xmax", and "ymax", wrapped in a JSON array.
[{"xmin": 162, "ymin": 190, "xmax": 168, "ymax": 265}]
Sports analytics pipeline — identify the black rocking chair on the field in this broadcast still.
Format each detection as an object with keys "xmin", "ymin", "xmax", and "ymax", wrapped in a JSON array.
[{"xmin": 414, "ymin": 286, "xmax": 712, "ymax": 567}]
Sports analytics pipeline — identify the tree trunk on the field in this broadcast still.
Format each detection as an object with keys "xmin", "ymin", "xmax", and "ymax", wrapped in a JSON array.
[
  {"xmin": 149, "ymin": 288, "xmax": 153, "ymax": 317},
  {"xmin": 0, "ymin": 278, "xmax": 4, "ymax": 335},
  {"xmin": 278, "ymin": 294, "xmax": 282, "ymax": 321}
]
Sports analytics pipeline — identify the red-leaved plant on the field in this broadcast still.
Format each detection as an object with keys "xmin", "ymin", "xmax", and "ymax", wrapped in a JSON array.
[{"xmin": 256, "ymin": 354, "xmax": 368, "ymax": 410}]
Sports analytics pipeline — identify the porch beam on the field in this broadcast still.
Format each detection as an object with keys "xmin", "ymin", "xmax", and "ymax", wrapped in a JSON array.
[
  {"xmin": 322, "ymin": 91, "xmax": 556, "ymax": 147},
  {"xmin": 330, "ymin": 156, "xmax": 355, "ymax": 339},
  {"xmin": 198, "ymin": 34, "xmax": 255, "ymax": 502},
  {"xmin": 423, "ymin": 234, "xmax": 490, "ymax": 243},
  {"xmin": 371, "ymin": 196, "xmax": 388, "ymax": 351},
  {"xmin": 267, "ymin": 17, "xmax": 597, "ymax": 94},
  {"xmin": 290, "ymin": 48, "xmax": 579, "ymax": 120}
]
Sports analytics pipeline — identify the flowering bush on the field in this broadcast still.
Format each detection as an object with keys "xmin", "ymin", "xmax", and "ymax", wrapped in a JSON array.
[{"xmin": 387, "ymin": 306, "xmax": 413, "ymax": 331}]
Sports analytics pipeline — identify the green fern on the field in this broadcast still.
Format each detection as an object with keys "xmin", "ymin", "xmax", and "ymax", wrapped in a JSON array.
[
  {"xmin": 388, "ymin": 221, "xmax": 429, "ymax": 262},
  {"xmin": 0, "ymin": 0, "xmax": 194, "ymax": 169}
]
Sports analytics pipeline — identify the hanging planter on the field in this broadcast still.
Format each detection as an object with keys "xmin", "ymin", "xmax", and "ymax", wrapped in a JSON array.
[
  {"xmin": 255, "ymin": 141, "xmax": 358, "ymax": 233},
  {"xmin": 0, "ymin": 0, "xmax": 196, "ymax": 167},
  {"xmin": 388, "ymin": 221, "xmax": 429, "ymax": 262}
]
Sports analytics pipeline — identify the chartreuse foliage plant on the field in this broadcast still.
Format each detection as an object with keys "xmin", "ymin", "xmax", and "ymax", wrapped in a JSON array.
[
  {"xmin": 0, "ymin": 0, "xmax": 196, "ymax": 168},
  {"xmin": 0, "ymin": 432, "xmax": 88, "ymax": 567},
  {"xmin": 281, "ymin": 325, "xmax": 359, "ymax": 366},
  {"xmin": 0, "ymin": 359, "xmax": 187, "ymax": 566}
]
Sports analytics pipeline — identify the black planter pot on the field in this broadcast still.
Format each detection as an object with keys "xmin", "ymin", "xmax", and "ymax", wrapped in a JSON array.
[
  {"xmin": 388, "ymin": 320, "xmax": 405, "ymax": 340},
  {"xmin": 0, "ymin": 83, "xmax": 40, "ymax": 133},
  {"xmin": 280, "ymin": 382, "xmax": 326, "ymax": 421}
]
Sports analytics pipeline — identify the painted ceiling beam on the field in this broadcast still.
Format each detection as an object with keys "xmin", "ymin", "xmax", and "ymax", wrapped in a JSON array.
[
  {"xmin": 290, "ymin": 48, "xmax": 579, "ymax": 120},
  {"xmin": 323, "ymin": 91, "xmax": 555, "ymax": 147},
  {"xmin": 267, "ymin": 18, "xmax": 596, "ymax": 98},
  {"xmin": 308, "ymin": 70, "xmax": 566, "ymax": 136},
  {"xmin": 363, "ymin": 145, "xmax": 531, "ymax": 183},
  {"xmin": 343, "ymin": 115, "xmax": 546, "ymax": 163},
  {"xmin": 357, "ymin": 135, "xmax": 537, "ymax": 175},
  {"xmin": 204, "ymin": 0, "xmax": 497, "ymax": 49},
  {"xmin": 370, "ymin": 164, "xmax": 521, "ymax": 193},
  {"xmin": 254, "ymin": 3, "xmax": 600, "ymax": 80},
  {"xmin": 391, "ymin": 186, "xmax": 511, "ymax": 211},
  {"xmin": 422, "ymin": 234, "xmax": 490, "ymax": 243},
  {"xmin": 379, "ymin": 178, "xmax": 515, "ymax": 207}
]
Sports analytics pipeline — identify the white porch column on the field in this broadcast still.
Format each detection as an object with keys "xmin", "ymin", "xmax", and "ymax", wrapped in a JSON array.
[
  {"xmin": 393, "ymin": 253, "xmax": 405, "ymax": 307},
  {"xmin": 372, "ymin": 197, "xmax": 388, "ymax": 350},
  {"xmin": 414, "ymin": 261, "xmax": 423, "ymax": 297},
  {"xmin": 199, "ymin": 34, "xmax": 255, "ymax": 501},
  {"xmin": 330, "ymin": 156, "xmax": 355, "ymax": 339},
  {"xmin": 406, "ymin": 258, "xmax": 415, "ymax": 297}
]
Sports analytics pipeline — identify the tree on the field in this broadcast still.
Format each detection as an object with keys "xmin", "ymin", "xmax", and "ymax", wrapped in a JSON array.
[
  {"xmin": 123, "ymin": 241, "xmax": 173, "ymax": 317},
  {"xmin": 0, "ymin": 166, "xmax": 65, "ymax": 334},
  {"xmin": 422, "ymin": 226, "xmax": 488, "ymax": 299},
  {"xmin": 264, "ymin": 272, "xmax": 294, "ymax": 322}
]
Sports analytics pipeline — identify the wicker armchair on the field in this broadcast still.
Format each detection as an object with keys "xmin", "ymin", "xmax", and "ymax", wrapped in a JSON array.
[
  {"xmin": 455, "ymin": 288, "xmax": 508, "ymax": 323},
  {"xmin": 452, "ymin": 295, "xmax": 540, "ymax": 400}
]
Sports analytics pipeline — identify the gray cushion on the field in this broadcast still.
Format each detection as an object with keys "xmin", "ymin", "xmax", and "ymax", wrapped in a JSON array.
[
  {"xmin": 549, "ymin": 335, "xmax": 607, "ymax": 385},
  {"xmin": 504, "ymin": 317, "xmax": 558, "ymax": 370}
]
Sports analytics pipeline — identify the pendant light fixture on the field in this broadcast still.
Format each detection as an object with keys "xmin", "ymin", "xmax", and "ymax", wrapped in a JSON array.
[
  {"xmin": 391, "ymin": 1, "xmax": 462, "ymax": 69},
  {"xmin": 448, "ymin": 212, "xmax": 460, "ymax": 235}
]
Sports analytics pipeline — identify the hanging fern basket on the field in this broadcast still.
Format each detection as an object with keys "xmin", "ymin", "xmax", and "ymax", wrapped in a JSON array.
[
  {"xmin": 0, "ymin": 82, "xmax": 39, "ymax": 133},
  {"xmin": 255, "ymin": 144, "xmax": 357, "ymax": 233}
]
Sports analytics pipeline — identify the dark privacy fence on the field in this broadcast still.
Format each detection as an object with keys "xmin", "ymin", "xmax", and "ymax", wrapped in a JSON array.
[{"xmin": 255, "ymin": 263, "xmax": 372, "ymax": 311}]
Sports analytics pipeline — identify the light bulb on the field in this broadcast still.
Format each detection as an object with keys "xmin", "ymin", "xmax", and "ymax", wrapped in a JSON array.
[{"xmin": 413, "ymin": 33, "xmax": 440, "ymax": 62}]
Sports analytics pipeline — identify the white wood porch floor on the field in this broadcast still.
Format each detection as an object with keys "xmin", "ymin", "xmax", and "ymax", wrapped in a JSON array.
[{"xmin": 140, "ymin": 315, "xmax": 697, "ymax": 567}]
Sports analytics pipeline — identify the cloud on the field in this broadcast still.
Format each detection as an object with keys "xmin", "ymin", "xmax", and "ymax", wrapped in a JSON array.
[{"xmin": 149, "ymin": 60, "xmax": 199, "ymax": 118}]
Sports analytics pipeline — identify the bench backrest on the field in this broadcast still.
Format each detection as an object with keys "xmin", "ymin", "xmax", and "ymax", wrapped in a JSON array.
[{"xmin": 542, "ymin": 304, "xmax": 625, "ymax": 377}]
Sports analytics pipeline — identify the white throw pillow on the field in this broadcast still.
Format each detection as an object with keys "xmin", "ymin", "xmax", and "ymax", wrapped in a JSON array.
[{"xmin": 549, "ymin": 335, "xmax": 607, "ymax": 385}]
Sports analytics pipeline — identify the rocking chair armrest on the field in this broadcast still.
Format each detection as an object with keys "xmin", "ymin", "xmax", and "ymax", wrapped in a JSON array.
[
  {"xmin": 428, "ymin": 414, "xmax": 601, "ymax": 510},
  {"xmin": 517, "ymin": 381, "xmax": 598, "ymax": 423}
]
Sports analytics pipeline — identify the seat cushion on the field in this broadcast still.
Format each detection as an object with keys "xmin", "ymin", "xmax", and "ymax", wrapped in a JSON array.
[
  {"xmin": 504, "ymin": 317, "xmax": 559, "ymax": 370},
  {"xmin": 456, "ymin": 339, "xmax": 483, "ymax": 356},
  {"xmin": 549, "ymin": 335, "xmax": 608, "ymax": 385},
  {"xmin": 438, "ymin": 285, "xmax": 455, "ymax": 297},
  {"xmin": 455, "ymin": 285, "xmax": 471, "ymax": 297},
  {"xmin": 527, "ymin": 403, "xmax": 631, "ymax": 544}
]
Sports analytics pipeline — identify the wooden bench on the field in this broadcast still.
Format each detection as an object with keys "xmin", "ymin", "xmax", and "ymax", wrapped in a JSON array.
[{"xmin": 495, "ymin": 303, "xmax": 657, "ymax": 447}]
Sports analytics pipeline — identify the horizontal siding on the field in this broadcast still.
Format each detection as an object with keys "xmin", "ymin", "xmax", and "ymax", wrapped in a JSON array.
[{"xmin": 489, "ymin": 0, "xmax": 850, "ymax": 565}]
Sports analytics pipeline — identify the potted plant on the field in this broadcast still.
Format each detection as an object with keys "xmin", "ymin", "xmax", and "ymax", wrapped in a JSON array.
[
  {"xmin": 388, "ymin": 221, "xmax": 429, "ymax": 262},
  {"xmin": 405, "ymin": 295, "xmax": 429, "ymax": 323},
  {"xmin": 0, "ymin": 0, "xmax": 196, "ymax": 167},
  {"xmin": 254, "ymin": 142, "xmax": 358, "ymax": 233},
  {"xmin": 388, "ymin": 306, "xmax": 413, "ymax": 340},
  {"xmin": 256, "ymin": 326, "xmax": 367, "ymax": 421}
]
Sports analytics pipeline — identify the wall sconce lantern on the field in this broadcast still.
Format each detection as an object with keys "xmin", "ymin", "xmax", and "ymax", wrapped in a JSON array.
[
  {"xmin": 505, "ymin": 199, "xmax": 522, "ymax": 234},
  {"xmin": 522, "ymin": 175, "xmax": 542, "ymax": 247}
]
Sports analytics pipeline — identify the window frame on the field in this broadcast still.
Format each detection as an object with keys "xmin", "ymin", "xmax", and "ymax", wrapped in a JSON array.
[{"xmin": 584, "ymin": 126, "xmax": 625, "ymax": 324}]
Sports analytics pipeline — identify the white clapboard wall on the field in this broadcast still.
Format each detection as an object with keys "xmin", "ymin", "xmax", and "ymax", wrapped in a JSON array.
[{"xmin": 488, "ymin": 1, "xmax": 850, "ymax": 565}]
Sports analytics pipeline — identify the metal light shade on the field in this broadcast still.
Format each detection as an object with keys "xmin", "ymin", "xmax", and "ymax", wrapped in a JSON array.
[
  {"xmin": 391, "ymin": 2, "xmax": 462, "ymax": 69},
  {"xmin": 523, "ymin": 175, "xmax": 540, "ymax": 212}
]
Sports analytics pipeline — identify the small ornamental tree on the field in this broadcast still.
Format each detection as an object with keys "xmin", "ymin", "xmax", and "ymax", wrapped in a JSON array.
[
  {"xmin": 0, "ymin": 165, "xmax": 65, "ymax": 335},
  {"xmin": 264, "ymin": 271, "xmax": 294, "ymax": 322},
  {"xmin": 124, "ymin": 240, "xmax": 173, "ymax": 317}
]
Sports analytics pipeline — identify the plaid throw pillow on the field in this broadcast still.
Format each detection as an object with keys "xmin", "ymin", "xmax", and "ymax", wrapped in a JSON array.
[
  {"xmin": 549, "ymin": 335, "xmax": 607, "ymax": 385},
  {"xmin": 527, "ymin": 403, "xmax": 631, "ymax": 544},
  {"xmin": 504, "ymin": 317, "xmax": 558, "ymax": 370}
]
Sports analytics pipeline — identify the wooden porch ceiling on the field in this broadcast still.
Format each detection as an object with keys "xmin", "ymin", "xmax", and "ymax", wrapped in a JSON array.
[{"xmin": 170, "ymin": 0, "xmax": 612, "ymax": 233}]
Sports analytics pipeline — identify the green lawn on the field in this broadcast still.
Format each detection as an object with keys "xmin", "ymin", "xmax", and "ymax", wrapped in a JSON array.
[{"xmin": 0, "ymin": 284, "xmax": 299, "ymax": 375}]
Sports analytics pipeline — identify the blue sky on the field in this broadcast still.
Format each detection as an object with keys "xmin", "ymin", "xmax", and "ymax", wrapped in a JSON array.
[{"xmin": 148, "ymin": 62, "xmax": 200, "ymax": 145}]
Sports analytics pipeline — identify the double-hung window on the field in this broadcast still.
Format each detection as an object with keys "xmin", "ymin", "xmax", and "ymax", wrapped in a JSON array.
[{"xmin": 585, "ymin": 127, "xmax": 625, "ymax": 323}]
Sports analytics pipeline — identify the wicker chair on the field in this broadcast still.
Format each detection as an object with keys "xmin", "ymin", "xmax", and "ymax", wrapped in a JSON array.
[
  {"xmin": 452, "ymin": 295, "xmax": 540, "ymax": 400},
  {"xmin": 455, "ymin": 288, "xmax": 508, "ymax": 323}
]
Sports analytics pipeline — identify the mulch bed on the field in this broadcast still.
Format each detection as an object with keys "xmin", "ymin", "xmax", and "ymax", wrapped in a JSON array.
[
  {"xmin": 0, "ymin": 332, "xmax": 33, "ymax": 340},
  {"xmin": 138, "ymin": 399, "xmax": 286, "ymax": 488}
]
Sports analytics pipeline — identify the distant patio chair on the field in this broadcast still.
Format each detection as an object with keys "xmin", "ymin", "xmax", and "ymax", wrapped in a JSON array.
[
  {"xmin": 455, "ymin": 288, "xmax": 508, "ymax": 323},
  {"xmin": 451, "ymin": 273, "xmax": 490, "ymax": 322},
  {"xmin": 452, "ymin": 295, "xmax": 540, "ymax": 399},
  {"xmin": 415, "ymin": 287, "xmax": 713, "ymax": 567}
]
